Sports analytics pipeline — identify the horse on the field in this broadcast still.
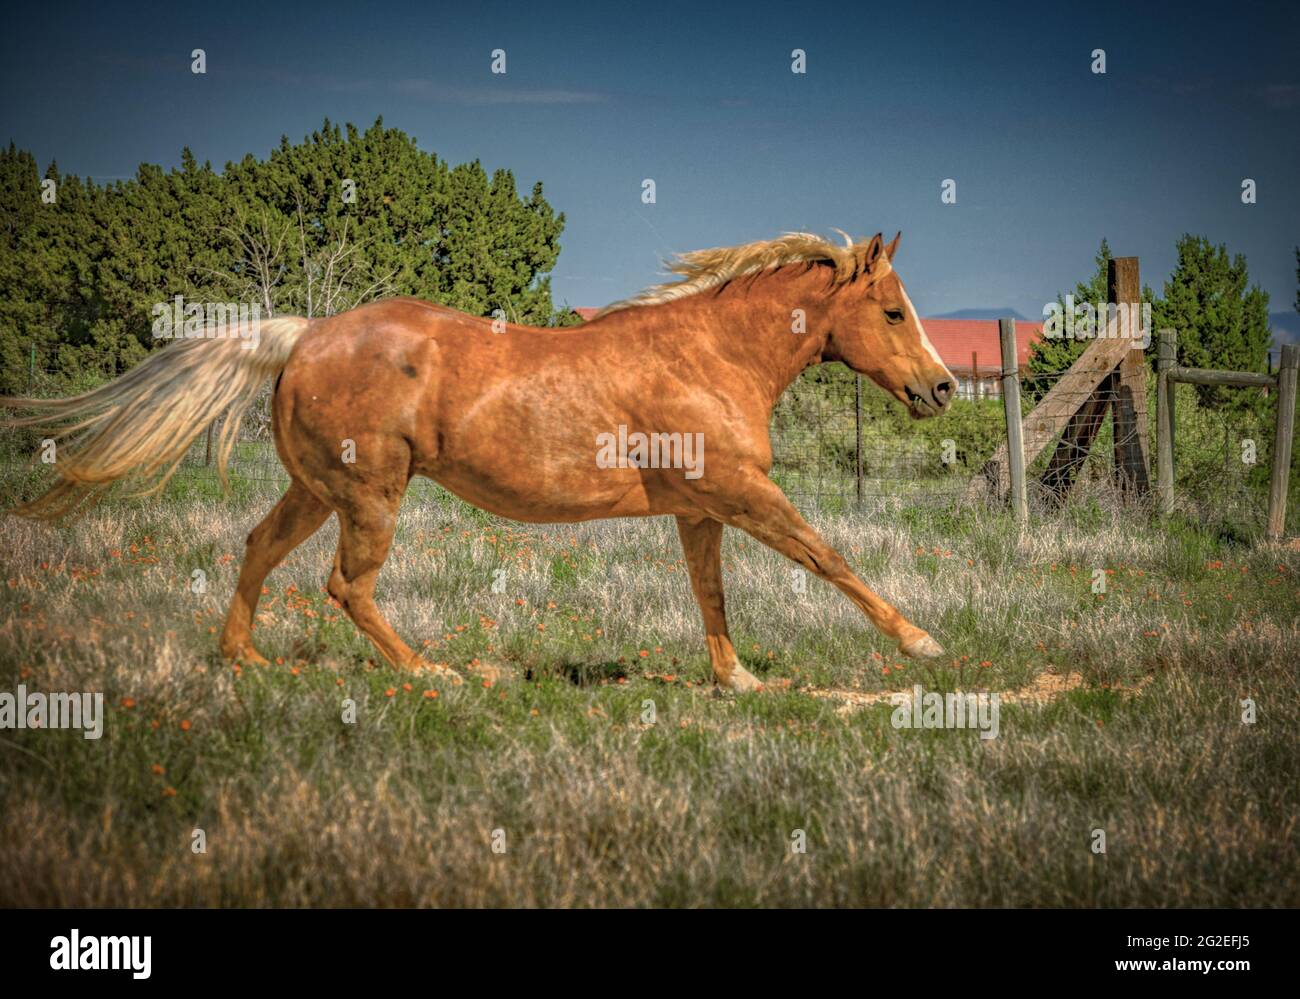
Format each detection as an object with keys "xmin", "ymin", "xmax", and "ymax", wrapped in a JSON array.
[{"xmin": 2, "ymin": 230, "xmax": 955, "ymax": 691}]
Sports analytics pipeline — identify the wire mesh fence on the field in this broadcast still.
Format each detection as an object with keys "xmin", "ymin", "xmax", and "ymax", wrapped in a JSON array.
[
  {"xmin": 1160, "ymin": 380, "xmax": 1286, "ymax": 537},
  {"xmin": 1, "ymin": 360, "xmax": 1295, "ymax": 535},
  {"xmin": 769, "ymin": 364, "xmax": 997, "ymax": 513},
  {"xmin": 1019, "ymin": 367, "xmax": 1149, "ymax": 516}
]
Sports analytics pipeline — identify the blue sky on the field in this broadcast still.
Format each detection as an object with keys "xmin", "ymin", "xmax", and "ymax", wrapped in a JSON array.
[{"xmin": 2, "ymin": 0, "xmax": 1297, "ymax": 322}]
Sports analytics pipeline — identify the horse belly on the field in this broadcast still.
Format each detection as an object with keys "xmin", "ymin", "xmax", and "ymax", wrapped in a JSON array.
[{"xmin": 427, "ymin": 460, "xmax": 658, "ymax": 523}]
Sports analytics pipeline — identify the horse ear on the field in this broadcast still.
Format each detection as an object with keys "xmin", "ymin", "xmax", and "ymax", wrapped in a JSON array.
[
  {"xmin": 885, "ymin": 231, "xmax": 901, "ymax": 260},
  {"xmin": 858, "ymin": 233, "xmax": 885, "ymax": 275}
]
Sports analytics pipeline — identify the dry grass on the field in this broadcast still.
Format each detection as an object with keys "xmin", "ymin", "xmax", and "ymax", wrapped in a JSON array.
[{"xmin": 0, "ymin": 477, "xmax": 1297, "ymax": 907}]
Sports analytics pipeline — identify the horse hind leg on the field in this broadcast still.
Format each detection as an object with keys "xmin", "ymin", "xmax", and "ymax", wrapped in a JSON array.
[
  {"xmin": 325, "ymin": 490, "xmax": 462, "ymax": 682},
  {"xmin": 675, "ymin": 515, "xmax": 763, "ymax": 692},
  {"xmin": 221, "ymin": 480, "xmax": 331, "ymax": 665}
]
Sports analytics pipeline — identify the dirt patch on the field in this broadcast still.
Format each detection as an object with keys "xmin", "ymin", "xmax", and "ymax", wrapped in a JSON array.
[{"xmin": 804, "ymin": 669, "xmax": 1151, "ymax": 714}]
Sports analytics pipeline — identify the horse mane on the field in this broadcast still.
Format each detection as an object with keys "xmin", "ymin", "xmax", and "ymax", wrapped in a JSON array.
[{"xmin": 595, "ymin": 231, "xmax": 886, "ymax": 318}]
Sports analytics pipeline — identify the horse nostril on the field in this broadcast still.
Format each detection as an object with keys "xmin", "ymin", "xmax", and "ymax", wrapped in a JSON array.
[{"xmin": 934, "ymin": 381, "xmax": 953, "ymax": 405}]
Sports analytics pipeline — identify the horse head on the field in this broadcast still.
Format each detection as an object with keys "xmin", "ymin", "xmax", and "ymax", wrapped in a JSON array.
[{"xmin": 823, "ymin": 232, "xmax": 954, "ymax": 419}]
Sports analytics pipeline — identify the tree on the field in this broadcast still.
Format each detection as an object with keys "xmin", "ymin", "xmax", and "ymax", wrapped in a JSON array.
[
  {"xmin": 209, "ymin": 119, "xmax": 564, "ymax": 323},
  {"xmin": 1025, "ymin": 238, "xmax": 1156, "ymax": 399},
  {"xmin": 0, "ymin": 118, "xmax": 571, "ymax": 393},
  {"xmin": 0, "ymin": 145, "xmax": 113, "ymax": 392},
  {"xmin": 1153, "ymin": 235, "xmax": 1271, "ymax": 412}
]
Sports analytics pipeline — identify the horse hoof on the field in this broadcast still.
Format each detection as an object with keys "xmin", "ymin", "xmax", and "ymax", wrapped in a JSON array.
[
  {"xmin": 466, "ymin": 660, "xmax": 507, "ymax": 684},
  {"xmin": 718, "ymin": 665, "xmax": 764, "ymax": 693},
  {"xmin": 412, "ymin": 658, "xmax": 464, "ymax": 682},
  {"xmin": 899, "ymin": 632, "xmax": 944, "ymax": 659},
  {"xmin": 225, "ymin": 645, "xmax": 270, "ymax": 667}
]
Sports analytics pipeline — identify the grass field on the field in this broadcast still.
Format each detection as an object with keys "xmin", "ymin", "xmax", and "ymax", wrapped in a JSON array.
[{"xmin": 0, "ymin": 473, "xmax": 1297, "ymax": 907}]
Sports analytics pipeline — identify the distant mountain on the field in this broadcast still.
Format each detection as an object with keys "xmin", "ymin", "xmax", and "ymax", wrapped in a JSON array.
[{"xmin": 931, "ymin": 308, "xmax": 1033, "ymax": 322}]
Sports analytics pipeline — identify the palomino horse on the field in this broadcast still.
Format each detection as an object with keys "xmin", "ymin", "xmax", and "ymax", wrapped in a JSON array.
[{"xmin": 4, "ymin": 231, "xmax": 954, "ymax": 690}]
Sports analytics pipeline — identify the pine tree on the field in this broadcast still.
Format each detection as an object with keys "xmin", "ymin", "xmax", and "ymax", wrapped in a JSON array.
[
  {"xmin": 1025, "ymin": 239, "xmax": 1156, "ymax": 401},
  {"xmin": 0, "ymin": 118, "xmax": 570, "ymax": 392},
  {"xmin": 1153, "ymin": 235, "xmax": 1271, "ymax": 413}
]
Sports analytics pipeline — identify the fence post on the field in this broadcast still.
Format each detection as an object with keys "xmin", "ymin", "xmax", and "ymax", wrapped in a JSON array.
[
  {"xmin": 1266, "ymin": 343, "xmax": 1298, "ymax": 541},
  {"xmin": 1156, "ymin": 328, "xmax": 1176, "ymax": 515},
  {"xmin": 1108, "ymin": 257, "xmax": 1151, "ymax": 499},
  {"xmin": 854, "ymin": 374, "xmax": 863, "ymax": 507},
  {"xmin": 999, "ymin": 318, "xmax": 1028, "ymax": 522}
]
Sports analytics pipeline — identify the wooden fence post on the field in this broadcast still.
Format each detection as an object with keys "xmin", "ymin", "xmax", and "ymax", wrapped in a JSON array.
[
  {"xmin": 1000, "ymin": 318, "xmax": 1028, "ymax": 522},
  {"xmin": 1266, "ymin": 343, "xmax": 1298, "ymax": 540},
  {"xmin": 1155, "ymin": 328, "xmax": 1176, "ymax": 515},
  {"xmin": 1108, "ymin": 257, "xmax": 1151, "ymax": 499},
  {"xmin": 971, "ymin": 316, "xmax": 1138, "ymax": 504}
]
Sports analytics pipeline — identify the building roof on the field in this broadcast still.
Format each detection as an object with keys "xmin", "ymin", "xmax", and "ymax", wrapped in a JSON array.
[
  {"xmin": 921, "ymin": 319, "xmax": 1044, "ymax": 375},
  {"xmin": 569, "ymin": 310, "xmax": 1043, "ymax": 375}
]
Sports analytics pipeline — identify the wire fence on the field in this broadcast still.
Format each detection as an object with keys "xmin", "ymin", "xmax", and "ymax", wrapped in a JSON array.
[
  {"xmin": 1, "ymin": 360, "xmax": 1295, "ymax": 535},
  {"xmin": 770, "ymin": 364, "xmax": 990, "ymax": 513},
  {"xmin": 770, "ymin": 363, "xmax": 1160, "ymax": 517},
  {"xmin": 770, "ymin": 362, "xmax": 1289, "ymax": 534}
]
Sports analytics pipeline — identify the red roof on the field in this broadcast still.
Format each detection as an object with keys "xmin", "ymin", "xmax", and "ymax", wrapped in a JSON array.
[
  {"xmin": 921, "ymin": 319, "xmax": 1043, "ymax": 374},
  {"xmin": 573, "ymin": 307, "xmax": 602, "ymax": 321}
]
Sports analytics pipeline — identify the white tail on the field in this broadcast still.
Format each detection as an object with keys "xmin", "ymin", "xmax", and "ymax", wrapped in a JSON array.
[{"xmin": 1, "ymin": 316, "xmax": 310, "ymax": 519}]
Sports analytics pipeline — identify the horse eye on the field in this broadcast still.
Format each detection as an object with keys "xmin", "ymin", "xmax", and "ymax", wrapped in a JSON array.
[{"xmin": 884, "ymin": 308, "xmax": 904, "ymax": 324}]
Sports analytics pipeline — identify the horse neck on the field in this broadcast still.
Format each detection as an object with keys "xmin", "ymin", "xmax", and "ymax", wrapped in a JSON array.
[{"xmin": 686, "ymin": 268, "xmax": 836, "ymax": 406}]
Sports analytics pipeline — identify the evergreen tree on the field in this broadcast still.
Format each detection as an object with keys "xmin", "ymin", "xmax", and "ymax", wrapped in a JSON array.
[
  {"xmin": 0, "ymin": 118, "xmax": 569, "ymax": 393},
  {"xmin": 1153, "ymin": 235, "xmax": 1271, "ymax": 412},
  {"xmin": 1025, "ymin": 239, "xmax": 1156, "ymax": 400}
]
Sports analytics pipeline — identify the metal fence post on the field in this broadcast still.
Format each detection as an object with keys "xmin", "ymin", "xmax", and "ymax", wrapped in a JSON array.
[
  {"xmin": 854, "ymin": 374, "xmax": 863, "ymax": 508},
  {"xmin": 999, "ymin": 318, "xmax": 1027, "ymax": 522},
  {"xmin": 1266, "ymin": 343, "xmax": 1298, "ymax": 540},
  {"xmin": 1156, "ymin": 328, "xmax": 1176, "ymax": 515}
]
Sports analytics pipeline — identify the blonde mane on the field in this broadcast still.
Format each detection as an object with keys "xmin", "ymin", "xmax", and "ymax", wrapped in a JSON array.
[{"xmin": 595, "ymin": 231, "xmax": 887, "ymax": 317}]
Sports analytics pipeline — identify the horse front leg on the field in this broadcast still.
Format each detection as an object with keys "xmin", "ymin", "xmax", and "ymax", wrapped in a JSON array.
[{"xmin": 715, "ymin": 471, "xmax": 944, "ymax": 659}]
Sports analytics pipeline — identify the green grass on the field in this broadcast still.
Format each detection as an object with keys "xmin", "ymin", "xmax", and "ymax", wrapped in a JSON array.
[{"xmin": 0, "ymin": 478, "xmax": 1297, "ymax": 906}]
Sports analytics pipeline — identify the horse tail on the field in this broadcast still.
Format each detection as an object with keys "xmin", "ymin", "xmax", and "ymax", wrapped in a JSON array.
[{"xmin": 1, "ymin": 315, "xmax": 311, "ymax": 520}]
